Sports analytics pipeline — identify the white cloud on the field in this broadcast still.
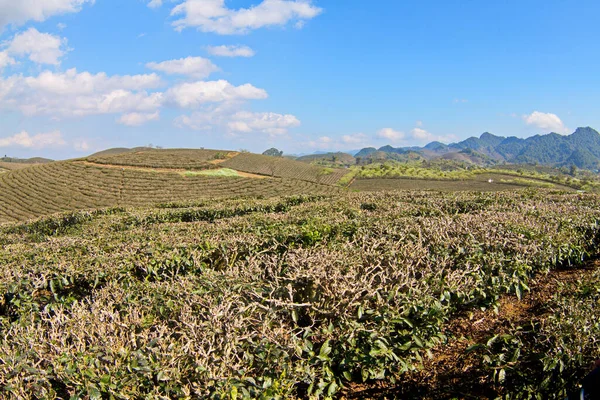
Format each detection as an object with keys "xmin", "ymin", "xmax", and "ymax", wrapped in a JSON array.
[
  {"xmin": 453, "ymin": 98, "xmax": 468, "ymax": 104},
  {"xmin": 411, "ymin": 127, "xmax": 432, "ymax": 140},
  {"xmin": 171, "ymin": 0, "xmax": 322, "ymax": 34},
  {"xmin": 0, "ymin": 51, "xmax": 15, "ymax": 69},
  {"xmin": 147, "ymin": 0, "xmax": 162, "ymax": 8},
  {"xmin": 377, "ymin": 128, "xmax": 405, "ymax": 142},
  {"xmin": 175, "ymin": 104, "xmax": 299, "ymax": 136},
  {"xmin": 57, "ymin": 23, "xmax": 67, "ymax": 30},
  {"xmin": 0, "ymin": 69, "xmax": 164, "ymax": 118},
  {"xmin": 146, "ymin": 56, "xmax": 219, "ymax": 79},
  {"xmin": 342, "ymin": 133, "xmax": 369, "ymax": 145},
  {"xmin": 0, "ymin": 0, "xmax": 94, "ymax": 30},
  {"xmin": 0, "ymin": 130, "xmax": 66, "ymax": 149},
  {"xmin": 409, "ymin": 126, "xmax": 456, "ymax": 143},
  {"xmin": 118, "ymin": 111, "xmax": 160, "ymax": 126},
  {"xmin": 0, "ymin": 68, "xmax": 272, "ymax": 129},
  {"xmin": 523, "ymin": 111, "xmax": 569, "ymax": 134},
  {"xmin": 7, "ymin": 28, "xmax": 67, "ymax": 65},
  {"xmin": 227, "ymin": 111, "xmax": 300, "ymax": 135},
  {"xmin": 306, "ymin": 133, "xmax": 370, "ymax": 150},
  {"xmin": 166, "ymin": 80, "xmax": 267, "ymax": 108},
  {"xmin": 206, "ymin": 45, "xmax": 255, "ymax": 57},
  {"xmin": 73, "ymin": 138, "xmax": 90, "ymax": 151},
  {"xmin": 308, "ymin": 136, "xmax": 333, "ymax": 149}
]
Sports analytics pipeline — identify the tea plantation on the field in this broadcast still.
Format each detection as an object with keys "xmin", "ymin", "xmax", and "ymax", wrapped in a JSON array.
[{"xmin": 0, "ymin": 189, "xmax": 599, "ymax": 399}]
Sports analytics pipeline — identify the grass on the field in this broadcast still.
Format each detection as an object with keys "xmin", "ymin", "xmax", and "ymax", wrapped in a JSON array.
[
  {"xmin": 0, "ymin": 190, "xmax": 599, "ymax": 398},
  {"xmin": 182, "ymin": 168, "xmax": 242, "ymax": 177}
]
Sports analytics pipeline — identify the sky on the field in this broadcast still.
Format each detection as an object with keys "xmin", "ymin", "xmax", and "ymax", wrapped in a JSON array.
[{"xmin": 1, "ymin": 0, "xmax": 600, "ymax": 159}]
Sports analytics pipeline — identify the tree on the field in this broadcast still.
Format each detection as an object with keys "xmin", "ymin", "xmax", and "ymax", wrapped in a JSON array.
[
  {"xmin": 570, "ymin": 164, "xmax": 578, "ymax": 176},
  {"xmin": 262, "ymin": 148, "xmax": 283, "ymax": 157}
]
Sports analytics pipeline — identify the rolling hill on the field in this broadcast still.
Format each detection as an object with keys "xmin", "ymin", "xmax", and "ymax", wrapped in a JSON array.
[{"xmin": 0, "ymin": 149, "xmax": 348, "ymax": 224}]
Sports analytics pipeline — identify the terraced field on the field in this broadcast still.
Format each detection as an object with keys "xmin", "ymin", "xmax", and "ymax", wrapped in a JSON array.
[
  {"xmin": 0, "ymin": 161, "xmax": 339, "ymax": 224},
  {"xmin": 220, "ymin": 152, "xmax": 351, "ymax": 184},
  {"xmin": 88, "ymin": 149, "xmax": 232, "ymax": 170},
  {"xmin": 0, "ymin": 161, "xmax": 37, "ymax": 171}
]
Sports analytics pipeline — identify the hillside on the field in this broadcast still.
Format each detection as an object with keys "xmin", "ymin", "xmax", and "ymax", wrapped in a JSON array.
[
  {"xmin": 219, "ymin": 152, "xmax": 350, "ymax": 185},
  {"xmin": 358, "ymin": 127, "xmax": 600, "ymax": 169},
  {"xmin": 88, "ymin": 147, "xmax": 153, "ymax": 157},
  {"xmin": 0, "ymin": 149, "xmax": 352, "ymax": 224},
  {"xmin": 295, "ymin": 152, "xmax": 356, "ymax": 166},
  {"xmin": 0, "ymin": 156, "xmax": 53, "ymax": 164}
]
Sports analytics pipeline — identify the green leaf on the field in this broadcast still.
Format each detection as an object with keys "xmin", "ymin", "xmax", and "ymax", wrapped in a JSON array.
[{"xmin": 319, "ymin": 340, "xmax": 332, "ymax": 358}]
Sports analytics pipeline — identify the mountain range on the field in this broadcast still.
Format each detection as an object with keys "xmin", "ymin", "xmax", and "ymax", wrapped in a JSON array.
[{"xmin": 354, "ymin": 127, "xmax": 600, "ymax": 169}]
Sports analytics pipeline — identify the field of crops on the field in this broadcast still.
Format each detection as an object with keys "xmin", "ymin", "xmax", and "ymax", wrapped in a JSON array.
[
  {"xmin": 87, "ymin": 149, "xmax": 233, "ymax": 170},
  {"xmin": 0, "ymin": 190, "xmax": 599, "ymax": 398},
  {"xmin": 221, "ymin": 153, "xmax": 351, "ymax": 185},
  {"xmin": 0, "ymin": 161, "xmax": 37, "ymax": 171},
  {"xmin": 350, "ymin": 173, "xmax": 574, "ymax": 192},
  {"xmin": 0, "ymin": 162, "xmax": 339, "ymax": 224}
]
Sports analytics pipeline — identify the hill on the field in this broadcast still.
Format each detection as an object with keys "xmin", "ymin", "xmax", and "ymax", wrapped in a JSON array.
[
  {"xmin": 356, "ymin": 127, "xmax": 600, "ymax": 169},
  {"xmin": 0, "ymin": 149, "xmax": 351, "ymax": 224},
  {"xmin": 88, "ymin": 147, "xmax": 153, "ymax": 157},
  {"xmin": 296, "ymin": 152, "xmax": 356, "ymax": 167},
  {"xmin": 0, "ymin": 156, "xmax": 53, "ymax": 164}
]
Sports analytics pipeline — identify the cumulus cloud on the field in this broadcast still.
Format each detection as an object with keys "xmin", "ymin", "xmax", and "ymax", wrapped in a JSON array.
[
  {"xmin": 0, "ymin": 64, "xmax": 279, "ymax": 132},
  {"xmin": 227, "ymin": 111, "xmax": 300, "ymax": 135},
  {"xmin": 0, "ymin": 69, "xmax": 164, "ymax": 118},
  {"xmin": 176, "ymin": 105, "xmax": 300, "ymax": 136},
  {"xmin": 171, "ymin": 0, "xmax": 322, "ymax": 34},
  {"xmin": 118, "ymin": 111, "xmax": 160, "ymax": 126},
  {"xmin": 307, "ymin": 136, "xmax": 334, "ymax": 149},
  {"xmin": 523, "ymin": 111, "xmax": 569, "ymax": 134},
  {"xmin": 206, "ymin": 45, "xmax": 255, "ymax": 57},
  {"xmin": 146, "ymin": 56, "xmax": 220, "ymax": 79},
  {"xmin": 73, "ymin": 138, "xmax": 90, "ymax": 151},
  {"xmin": 0, "ymin": 130, "xmax": 66, "ymax": 149},
  {"xmin": 7, "ymin": 28, "xmax": 68, "ymax": 65},
  {"xmin": 377, "ymin": 128, "xmax": 404, "ymax": 142},
  {"xmin": 306, "ymin": 133, "xmax": 370, "ymax": 150},
  {"xmin": 409, "ymin": 126, "xmax": 456, "ymax": 143},
  {"xmin": 0, "ymin": 51, "xmax": 15, "ymax": 69},
  {"xmin": 0, "ymin": 0, "xmax": 94, "ymax": 30},
  {"xmin": 166, "ymin": 80, "xmax": 267, "ymax": 108},
  {"xmin": 147, "ymin": 0, "xmax": 162, "ymax": 8},
  {"xmin": 342, "ymin": 133, "xmax": 369, "ymax": 145}
]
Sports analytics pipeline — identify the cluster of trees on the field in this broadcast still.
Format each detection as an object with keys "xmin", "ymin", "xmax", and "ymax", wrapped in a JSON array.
[{"xmin": 262, "ymin": 148, "xmax": 283, "ymax": 157}]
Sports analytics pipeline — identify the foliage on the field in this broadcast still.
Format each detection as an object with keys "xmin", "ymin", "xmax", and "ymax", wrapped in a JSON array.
[
  {"xmin": 0, "ymin": 191, "xmax": 599, "ymax": 398},
  {"xmin": 262, "ymin": 148, "xmax": 284, "ymax": 157}
]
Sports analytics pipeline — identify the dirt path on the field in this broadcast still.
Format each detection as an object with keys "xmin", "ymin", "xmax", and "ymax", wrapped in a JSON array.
[{"xmin": 342, "ymin": 262, "xmax": 598, "ymax": 399}]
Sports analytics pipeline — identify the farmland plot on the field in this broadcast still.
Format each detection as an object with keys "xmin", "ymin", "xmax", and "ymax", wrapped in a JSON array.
[{"xmin": 0, "ymin": 190, "xmax": 598, "ymax": 398}]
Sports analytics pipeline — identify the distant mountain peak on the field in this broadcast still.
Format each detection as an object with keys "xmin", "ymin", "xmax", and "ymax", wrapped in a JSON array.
[
  {"xmin": 573, "ymin": 126, "xmax": 600, "ymax": 136},
  {"xmin": 480, "ymin": 132, "xmax": 499, "ymax": 139}
]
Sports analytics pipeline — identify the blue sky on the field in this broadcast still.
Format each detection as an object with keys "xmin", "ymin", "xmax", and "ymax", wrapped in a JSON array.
[{"xmin": 0, "ymin": 0, "xmax": 599, "ymax": 159}]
